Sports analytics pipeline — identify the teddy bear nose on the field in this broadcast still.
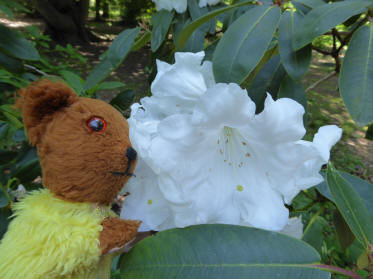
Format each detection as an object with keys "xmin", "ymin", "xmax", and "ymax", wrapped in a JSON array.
[{"xmin": 126, "ymin": 147, "xmax": 137, "ymax": 161}]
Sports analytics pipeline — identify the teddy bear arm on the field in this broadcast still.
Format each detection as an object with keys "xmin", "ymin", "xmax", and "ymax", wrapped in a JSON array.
[{"xmin": 99, "ymin": 217, "xmax": 141, "ymax": 255}]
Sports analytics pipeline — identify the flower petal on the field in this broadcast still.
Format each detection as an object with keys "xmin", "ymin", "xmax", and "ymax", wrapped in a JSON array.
[
  {"xmin": 280, "ymin": 216, "xmax": 303, "ymax": 239},
  {"xmin": 120, "ymin": 159, "xmax": 172, "ymax": 231},
  {"xmin": 152, "ymin": 0, "xmax": 188, "ymax": 13},
  {"xmin": 192, "ymin": 83, "xmax": 256, "ymax": 130},
  {"xmin": 199, "ymin": 0, "xmax": 221, "ymax": 7}
]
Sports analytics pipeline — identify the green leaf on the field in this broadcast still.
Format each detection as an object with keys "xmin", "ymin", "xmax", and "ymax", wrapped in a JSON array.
[
  {"xmin": 0, "ymin": 187, "xmax": 9, "ymax": 208},
  {"xmin": 293, "ymin": 1, "xmax": 369, "ymax": 50},
  {"xmin": 183, "ymin": 28, "xmax": 205, "ymax": 53},
  {"xmin": 176, "ymin": 0, "xmax": 256, "ymax": 51},
  {"xmin": 246, "ymin": 54, "xmax": 286, "ymax": 113},
  {"xmin": 0, "ymin": 24, "xmax": 39, "ymax": 61},
  {"xmin": 294, "ymin": 0, "xmax": 326, "ymax": 9},
  {"xmin": 109, "ymin": 89, "xmax": 135, "ymax": 113},
  {"xmin": 326, "ymin": 164, "xmax": 373, "ymax": 247},
  {"xmin": 333, "ymin": 210, "xmax": 355, "ymax": 251},
  {"xmin": 0, "ymin": 51, "xmax": 23, "ymax": 72},
  {"xmin": 302, "ymin": 216, "xmax": 328, "ymax": 253},
  {"xmin": 0, "ymin": 207, "xmax": 11, "ymax": 240},
  {"xmin": 131, "ymin": 31, "xmax": 151, "ymax": 52},
  {"xmin": 278, "ymin": 11, "xmax": 311, "ymax": 80},
  {"xmin": 84, "ymin": 28, "xmax": 140, "ymax": 91},
  {"xmin": 12, "ymin": 147, "xmax": 41, "ymax": 184},
  {"xmin": 0, "ymin": 3, "xmax": 14, "ymax": 19},
  {"xmin": 188, "ymin": 0, "xmax": 215, "ymax": 33},
  {"xmin": 95, "ymin": 81, "xmax": 126, "ymax": 91},
  {"xmin": 151, "ymin": 10, "xmax": 174, "ymax": 52},
  {"xmin": 213, "ymin": 5, "xmax": 281, "ymax": 84},
  {"xmin": 59, "ymin": 70, "xmax": 84, "ymax": 95},
  {"xmin": 316, "ymin": 171, "xmax": 373, "ymax": 219},
  {"xmin": 339, "ymin": 24, "xmax": 373, "ymax": 126},
  {"xmin": 120, "ymin": 225, "xmax": 329, "ymax": 278},
  {"xmin": 242, "ymin": 44, "xmax": 278, "ymax": 89},
  {"xmin": 278, "ymin": 74, "xmax": 307, "ymax": 110},
  {"xmin": 0, "ymin": 149, "xmax": 18, "ymax": 165},
  {"xmin": 0, "ymin": 105, "xmax": 23, "ymax": 129}
]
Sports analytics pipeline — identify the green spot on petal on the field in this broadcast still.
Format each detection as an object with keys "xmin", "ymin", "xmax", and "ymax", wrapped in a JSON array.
[
  {"xmin": 237, "ymin": 185, "xmax": 244, "ymax": 192},
  {"xmin": 147, "ymin": 199, "xmax": 153, "ymax": 205}
]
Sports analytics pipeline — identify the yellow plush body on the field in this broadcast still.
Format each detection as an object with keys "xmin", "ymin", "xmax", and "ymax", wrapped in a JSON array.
[{"xmin": 0, "ymin": 189, "xmax": 115, "ymax": 279}]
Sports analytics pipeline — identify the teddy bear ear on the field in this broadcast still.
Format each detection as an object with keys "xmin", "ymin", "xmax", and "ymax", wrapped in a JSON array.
[{"xmin": 15, "ymin": 79, "xmax": 79, "ymax": 146}]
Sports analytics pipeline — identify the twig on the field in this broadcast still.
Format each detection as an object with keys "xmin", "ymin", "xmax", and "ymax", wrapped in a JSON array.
[
  {"xmin": 305, "ymin": 71, "xmax": 337, "ymax": 93},
  {"xmin": 24, "ymin": 64, "xmax": 49, "ymax": 76}
]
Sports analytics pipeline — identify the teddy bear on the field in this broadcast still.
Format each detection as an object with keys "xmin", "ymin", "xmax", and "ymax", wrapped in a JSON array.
[{"xmin": 0, "ymin": 79, "xmax": 141, "ymax": 279}]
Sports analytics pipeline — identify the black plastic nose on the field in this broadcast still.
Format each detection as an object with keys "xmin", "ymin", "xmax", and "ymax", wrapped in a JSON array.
[{"xmin": 126, "ymin": 147, "xmax": 137, "ymax": 161}]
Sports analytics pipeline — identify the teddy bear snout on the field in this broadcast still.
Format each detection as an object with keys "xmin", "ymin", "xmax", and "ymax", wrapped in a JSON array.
[{"xmin": 126, "ymin": 147, "xmax": 137, "ymax": 162}]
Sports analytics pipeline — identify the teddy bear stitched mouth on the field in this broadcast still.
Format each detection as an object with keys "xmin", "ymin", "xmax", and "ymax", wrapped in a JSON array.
[{"xmin": 112, "ymin": 147, "xmax": 137, "ymax": 176}]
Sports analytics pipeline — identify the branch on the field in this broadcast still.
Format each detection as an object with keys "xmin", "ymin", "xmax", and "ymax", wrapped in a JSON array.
[
  {"xmin": 305, "ymin": 71, "xmax": 337, "ymax": 93},
  {"xmin": 24, "ymin": 64, "xmax": 48, "ymax": 76}
]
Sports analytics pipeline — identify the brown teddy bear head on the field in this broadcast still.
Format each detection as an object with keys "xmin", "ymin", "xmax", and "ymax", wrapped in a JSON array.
[{"xmin": 16, "ymin": 79, "xmax": 137, "ymax": 205}]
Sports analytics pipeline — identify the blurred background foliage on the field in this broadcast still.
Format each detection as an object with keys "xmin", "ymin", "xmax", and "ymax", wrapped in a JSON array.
[{"xmin": 0, "ymin": 0, "xmax": 372, "ymax": 278}]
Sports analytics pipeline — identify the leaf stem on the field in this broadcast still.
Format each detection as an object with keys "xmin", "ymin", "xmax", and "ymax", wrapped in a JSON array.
[{"xmin": 310, "ymin": 264, "xmax": 363, "ymax": 279}]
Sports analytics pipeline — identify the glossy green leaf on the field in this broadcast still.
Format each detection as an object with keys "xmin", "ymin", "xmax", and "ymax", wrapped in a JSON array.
[
  {"xmin": 293, "ymin": 1, "xmax": 369, "ymax": 50},
  {"xmin": 131, "ymin": 31, "xmax": 151, "ymax": 52},
  {"xmin": 316, "ymin": 171, "xmax": 373, "ymax": 219},
  {"xmin": 302, "ymin": 216, "xmax": 328, "ymax": 253},
  {"xmin": 151, "ymin": 10, "xmax": 174, "ymax": 52},
  {"xmin": 0, "ymin": 51, "xmax": 23, "ymax": 72},
  {"xmin": 279, "ymin": 11, "xmax": 311, "ymax": 80},
  {"xmin": 84, "ymin": 28, "xmax": 140, "ymax": 91},
  {"xmin": 96, "ymin": 81, "xmax": 126, "ymax": 91},
  {"xmin": 188, "ymin": 0, "xmax": 215, "ymax": 33},
  {"xmin": 213, "ymin": 5, "xmax": 281, "ymax": 84},
  {"xmin": 246, "ymin": 55, "xmax": 286, "ymax": 113},
  {"xmin": 0, "ymin": 207, "xmax": 11, "ymax": 240},
  {"xmin": 109, "ymin": 89, "xmax": 135, "ymax": 113},
  {"xmin": 0, "ymin": 24, "xmax": 39, "ymax": 61},
  {"xmin": 0, "ymin": 150, "xmax": 18, "ymax": 165},
  {"xmin": 333, "ymin": 210, "xmax": 355, "ymax": 251},
  {"xmin": 278, "ymin": 74, "xmax": 307, "ymax": 110},
  {"xmin": 183, "ymin": 28, "xmax": 205, "ymax": 53},
  {"xmin": 59, "ymin": 70, "xmax": 84, "ymax": 95},
  {"xmin": 339, "ymin": 25, "xmax": 373, "ymax": 126},
  {"xmin": 0, "ymin": 188, "xmax": 8, "ymax": 208},
  {"xmin": 294, "ymin": 0, "xmax": 326, "ymax": 9},
  {"xmin": 120, "ymin": 225, "xmax": 330, "ymax": 279},
  {"xmin": 243, "ymin": 44, "xmax": 278, "ymax": 89},
  {"xmin": 326, "ymin": 164, "xmax": 373, "ymax": 247},
  {"xmin": 176, "ymin": 0, "xmax": 255, "ymax": 51},
  {"xmin": 12, "ymin": 147, "xmax": 41, "ymax": 184}
]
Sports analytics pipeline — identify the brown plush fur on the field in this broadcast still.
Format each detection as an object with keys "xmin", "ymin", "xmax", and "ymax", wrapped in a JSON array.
[
  {"xmin": 99, "ymin": 218, "xmax": 141, "ymax": 254},
  {"xmin": 16, "ymin": 79, "xmax": 140, "ymax": 254}
]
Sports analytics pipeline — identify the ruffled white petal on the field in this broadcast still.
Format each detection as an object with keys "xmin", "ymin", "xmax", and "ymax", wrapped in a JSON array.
[
  {"xmin": 122, "ymin": 51, "xmax": 342, "ymax": 233},
  {"xmin": 280, "ymin": 216, "xmax": 303, "ymax": 239},
  {"xmin": 152, "ymin": 0, "xmax": 187, "ymax": 13},
  {"xmin": 120, "ymin": 159, "xmax": 172, "ymax": 231},
  {"xmin": 199, "ymin": 0, "xmax": 221, "ymax": 7}
]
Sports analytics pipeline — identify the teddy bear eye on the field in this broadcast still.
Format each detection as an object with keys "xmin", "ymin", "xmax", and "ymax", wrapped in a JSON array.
[{"xmin": 87, "ymin": 117, "xmax": 106, "ymax": 133}]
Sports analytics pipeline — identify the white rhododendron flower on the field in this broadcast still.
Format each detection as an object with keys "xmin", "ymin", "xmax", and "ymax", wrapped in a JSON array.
[
  {"xmin": 121, "ymin": 51, "xmax": 342, "ymax": 234},
  {"xmin": 280, "ymin": 217, "xmax": 303, "ymax": 239},
  {"xmin": 152, "ymin": 0, "xmax": 220, "ymax": 13},
  {"xmin": 199, "ymin": 0, "xmax": 221, "ymax": 7},
  {"xmin": 152, "ymin": 0, "xmax": 187, "ymax": 13}
]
